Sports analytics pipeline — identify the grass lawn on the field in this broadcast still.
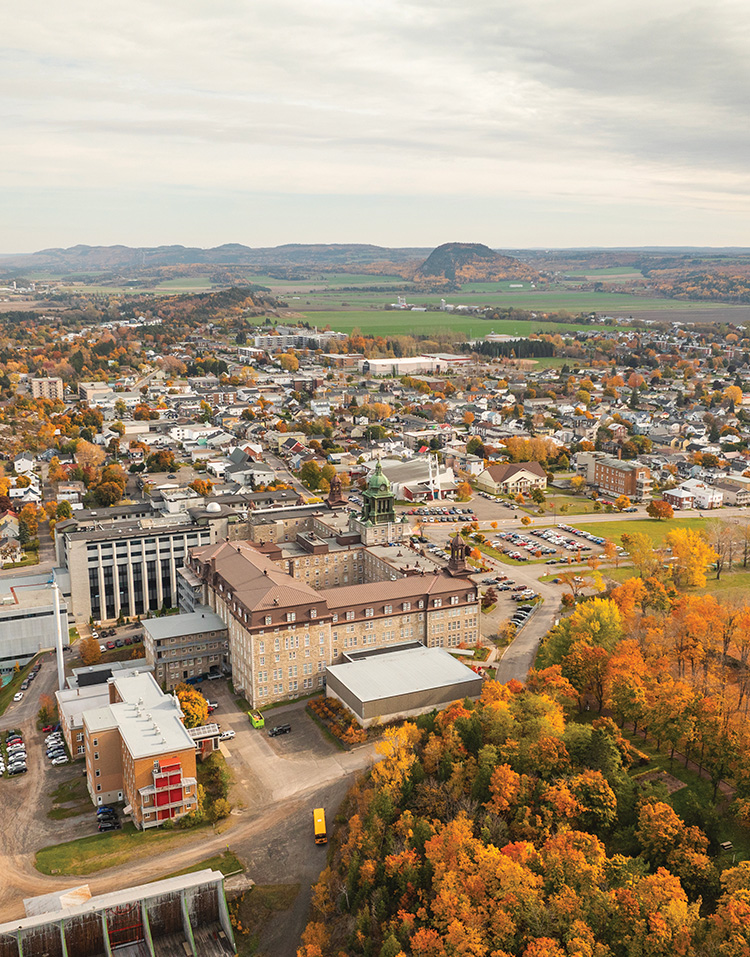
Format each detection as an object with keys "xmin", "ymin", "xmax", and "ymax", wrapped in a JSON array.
[
  {"xmin": 229, "ymin": 883, "xmax": 301, "ymax": 957},
  {"xmin": 605, "ymin": 565, "xmax": 750, "ymax": 602},
  {"xmin": 297, "ymin": 310, "xmax": 595, "ymax": 338},
  {"xmin": 47, "ymin": 776, "xmax": 91, "ymax": 821},
  {"xmin": 35, "ymin": 822, "xmax": 200, "ymax": 875},
  {"xmin": 562, "ymin": 516, "xmax": 712, "ymax": 546},
  {"xmin": 526, "ymin": 495, "xmax": 600, "ymax": 517},
  {"xmin": 163, "ymin": 849, "xmax": 244, "ymax": 879}
]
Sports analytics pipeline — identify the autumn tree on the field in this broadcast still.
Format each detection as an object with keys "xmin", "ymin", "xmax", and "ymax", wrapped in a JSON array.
[
  {"xmin": 622, "ymin": 531, "xmax": 659, "ymax": 578},
  {"xmin": 647, "ymin": 499, "xmax": 674, "ymax": 521},
  {"xmin": 175, "ymin": 683, "xmax": 209, "ymax": 728},
  {"xmin": 614, "ymin": 495, "xmax": 631, "ymax": 512},
  {"xmin": 665, "ymin": 527, "xmax": 718, "ymax": 589},
  {"xmin": 79, "ymin": 635, "xmax": 102, "ymax": 665}
]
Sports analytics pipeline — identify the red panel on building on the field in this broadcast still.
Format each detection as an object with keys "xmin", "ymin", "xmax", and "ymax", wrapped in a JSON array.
[
  {"xmin": 156, "ymin": 791, "xmax": 170, "ymax": 806},
  {"xmin": 158, "ymin": 808, "xmax": 170, "ymax": 821},
  {"xmin": 169, "ymin": 787, "xmax": 183, "ymax": 803},
  {"xmin": 154, "ymin": 776, "xmax": 168, "ymax": 789},
  {"xmin": 168, "ymin": 772, "xmax": 181, "ymax": 785}
]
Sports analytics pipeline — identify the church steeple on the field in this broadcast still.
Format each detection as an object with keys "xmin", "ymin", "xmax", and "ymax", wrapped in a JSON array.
[{"xmin": 447, "ymin": 532, "xmax": 470, "ymax": 576}]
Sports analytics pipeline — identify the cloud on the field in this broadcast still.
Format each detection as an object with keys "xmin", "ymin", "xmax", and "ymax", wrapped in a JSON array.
[{"xmin": 1, "ymin": 0, "xmax": 749, "ymax": 248}]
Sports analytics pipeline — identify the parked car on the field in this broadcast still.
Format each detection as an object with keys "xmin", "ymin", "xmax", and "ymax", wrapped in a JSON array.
[
  {"xmin": 268, "ymin": 724, "xmax": 292, "ymax": 737},
  {"xmin": 12, "ymin": 692, "xmax": 23, "ymax": 702},
  {"xmin": 219, "ymin": 730, "xmax": 235, "ymax": 741},
  {"xmin": 51, "ymin": 756, "xmax": 69, "ymax": 766},
  {"xmin": 106, "ymin": 641, "xmax": 115, "ymax": 650},
  {"xmin": 42, "ymin": 724, "xmax": 54, "ymax": 733},
  {"xmin": 96, "ymin": 806, "xmax": 116, "ymax": 816},
  {"xmin": 98, "ymin": 820, "xmax": 121, "ymax": 832},
  {"xmin": 8, "ymin": 765, "xmax": 27, "ymax": 776}
]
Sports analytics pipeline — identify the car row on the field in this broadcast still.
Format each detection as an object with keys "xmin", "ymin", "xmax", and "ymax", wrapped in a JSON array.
[
  {"xmin": 407, "ymin": 506, "xmax": 475, "ymax": 516},
  {"xmin": 3, "ymin": 729, "xmax": 28, "ymax": 776},
  {"xmin": 556, "ymin": 524, "xmax": 607, "ymax": 546},
  {"xmin": 45, "ymin": 731, "xmax": 68, "ymax": 766},
  {"xmin": 20, "ymin": 662, "xmax": 41, "ymax": 691}
]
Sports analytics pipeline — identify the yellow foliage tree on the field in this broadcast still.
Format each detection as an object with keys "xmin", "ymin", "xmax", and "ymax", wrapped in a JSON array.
[{"xmin": 665, "ymin": 527, "xmax": 718, "ymax": 589}]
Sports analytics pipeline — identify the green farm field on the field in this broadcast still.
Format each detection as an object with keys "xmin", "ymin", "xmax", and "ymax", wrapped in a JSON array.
[{"xmin": 295, "ymin": 310, "xmax": 594, "ymax": 337}]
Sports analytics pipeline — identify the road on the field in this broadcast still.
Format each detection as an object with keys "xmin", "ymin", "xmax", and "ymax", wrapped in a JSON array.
[{"xmin": 0, "ymin": 679, "xmax": 377, "ymax": 957}]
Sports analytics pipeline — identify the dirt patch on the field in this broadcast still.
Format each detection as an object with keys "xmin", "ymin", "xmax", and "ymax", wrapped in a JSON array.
[
  {"xmin": 637, "ymin": 770, "xmax": 687, "ymax": 794},
  {"xmin": 229, "ymin": 883, "xmax": 301, "ymax": 956}
]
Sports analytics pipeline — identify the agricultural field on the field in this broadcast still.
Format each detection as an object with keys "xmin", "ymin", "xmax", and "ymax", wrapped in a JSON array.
[{"xmin": 294, "ymin": 310, "xmax": 594, "ymax": 338}]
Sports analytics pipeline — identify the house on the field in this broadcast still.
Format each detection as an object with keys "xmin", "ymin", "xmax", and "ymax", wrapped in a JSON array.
[
  {"xmin": 13, "ymin": 452, "xmax": 35, "ymax": 475},
  {"xmin": 475, "ymin": 461, "xmax": 547, "ymax": 495}
]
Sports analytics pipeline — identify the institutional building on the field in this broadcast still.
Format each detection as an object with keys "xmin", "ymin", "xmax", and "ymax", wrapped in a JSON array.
[
  {"xmin": 593, "ymin": 456, "xmax": 653, "ymax": 502},
  {"xmin": 475, "ymin": 461, "xmax": 548, "ymax": 495},
  {"xmin": 81, "ymin": 671, "xmax": 198, "ymax": 827},
  {"xmin": 143, "ymin": 606, "xmax": 229, "ymax": 689}
]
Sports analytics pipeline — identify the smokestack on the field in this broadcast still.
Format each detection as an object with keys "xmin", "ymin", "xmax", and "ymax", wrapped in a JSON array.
[{"xmin": 52, "ymin": 581, "xmax": 65, "ymax": 692}]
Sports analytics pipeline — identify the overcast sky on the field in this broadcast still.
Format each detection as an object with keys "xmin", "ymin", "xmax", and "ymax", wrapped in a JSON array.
[{"xmin": 3, "ymin": 0, "xmax": 750, "ymax": 252}]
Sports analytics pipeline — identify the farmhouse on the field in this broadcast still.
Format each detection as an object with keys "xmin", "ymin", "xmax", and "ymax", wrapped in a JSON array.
[{"xmin": 475, "ymin": 461, "xmax": 547, "ymax": 495}]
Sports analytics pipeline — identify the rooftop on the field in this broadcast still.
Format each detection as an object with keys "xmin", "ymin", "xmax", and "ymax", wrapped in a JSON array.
[
  {"xmin": 143, "ymin": 606, "xmax": 226, "ymax": 641},
  {"xmin": 327, "ymin": 645, "xmax": 481, "ymax": 703}
]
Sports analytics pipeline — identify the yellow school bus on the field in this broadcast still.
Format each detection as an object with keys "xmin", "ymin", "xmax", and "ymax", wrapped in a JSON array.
[{"xmin": 313, "ymin": 807, "xmax": 327, "ymax": 845}]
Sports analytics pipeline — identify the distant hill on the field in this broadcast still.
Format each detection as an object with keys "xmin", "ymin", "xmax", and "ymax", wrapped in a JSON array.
[
  {"xmin": 413, "ymin": 242, "xmax": 539, "ymax": 283},
  {"xmin": 0, "ymin": 243, "xmax": 432, "ymax": 273}
]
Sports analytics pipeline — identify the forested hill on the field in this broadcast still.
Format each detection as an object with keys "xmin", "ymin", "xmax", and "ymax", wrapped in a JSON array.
[
  {"xmin": 414, "ymin": 242, "xmax": 540, "ymax": 283},
  {"xmin": 0, "ymin": 243, "xmax": 432, "ymax": 273}
]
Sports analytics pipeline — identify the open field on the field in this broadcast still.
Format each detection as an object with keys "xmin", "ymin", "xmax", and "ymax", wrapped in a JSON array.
[
  {"xmin": 294, "ymin": 310, "xmax": 594, "ymax": 338},
  {"xmin": 606, "ymin": 565, "xmax": 750, "ymax": 602},
  {"xmin": 566, "ymin": 516, "xmax": 712, "ymax": 546}
]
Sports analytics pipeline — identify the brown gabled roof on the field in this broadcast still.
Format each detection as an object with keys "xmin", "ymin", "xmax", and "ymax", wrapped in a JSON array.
[
  {"xmin": 191, "ymin": 540, "xmax": 323, "ymax": 613},
  {"xmin": 484, "ymin": 460, "xmax": 547, "ymax": 482},
  {"xmin": 319, "ymin": 571, "xmax": 473, "ymax": 611}
]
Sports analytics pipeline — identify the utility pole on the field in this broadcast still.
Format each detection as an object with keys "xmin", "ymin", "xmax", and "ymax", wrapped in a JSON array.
[{"xmin": 52, "ymin": 577, "xmax": 66, "ymax": 692}]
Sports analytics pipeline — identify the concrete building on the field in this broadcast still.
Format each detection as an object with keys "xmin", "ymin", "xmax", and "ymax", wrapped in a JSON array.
[
  {"xmin": 143, "ymin": 606, "xmax": 229, "ymax": 689},
  {"xmin": 0, "ymin": 869, "xmax": 235, "ymax": 956},
  {"xmin": 593, "ymin": 456, "xmax": 652, "ymax": 502},
  {"xmin": 55, "ymin": 507, "xmax": 228, "ymax": 623},
  {"xmin": 81, "ymin": 671, "xmax": 198, "ymax": 826},
  {"xmin": 0, "ymin": 571, "xmax": 70, "ymax": 678},
  {"xmin": 326, "ymin": 644, "xmax": 484, "ymax": 726},
  {"xmin": 30, "ymin": 376, "xmax": 64, "ymax": 401}
]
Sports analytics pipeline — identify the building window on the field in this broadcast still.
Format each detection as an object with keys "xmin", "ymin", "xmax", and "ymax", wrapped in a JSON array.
[
  {"xmin": 346, "ymin": 611, "xmax": 354, "ymax": 621},
  {"xmin": 310, "ymin": 609, "xmax": 317, "ymax": 619},
  {"xmin": 287, "ymin": 612, "xmax": 296, "ymax": 623},
  {"xmin": 96, "ymin": 784, "xmax": 101, "ymax": 792},
  {"xmin": 77, "ymin": 746, "xmax": 84, "ymax": 755},
  {"xmin": 365, "ymin": 608, "xmax": 373, "ymax": 618},
  {"xmin": 95, "ymin": 770, "xmax": 100, "ymax": 778},
  {"xmin": 93, "ymin": 738, "xmax": 98, "ymax": 747},
  {"xmin": 94, "ymin": 752, "xmax": 99, "ymax": 760},
  {"xmin": 265, "ymin": 616, "xmax": 272, "ymax": 625},
  {"xmin": 384, "ymin": 605, "xmax": 392, "ymax": 614}
]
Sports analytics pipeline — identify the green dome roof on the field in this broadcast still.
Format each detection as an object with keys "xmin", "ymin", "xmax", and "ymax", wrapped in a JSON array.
[{"xmin": 368, "ymin": 461, "xmax": 390, "ymax": 492}]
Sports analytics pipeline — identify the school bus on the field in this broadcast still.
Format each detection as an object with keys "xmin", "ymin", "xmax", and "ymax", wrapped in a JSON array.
[{"xmin": 313, "ymin": 807, "xmax": 327, "ymax": 845}]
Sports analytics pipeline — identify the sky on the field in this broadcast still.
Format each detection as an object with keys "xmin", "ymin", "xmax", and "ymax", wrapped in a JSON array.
[{"xmin": 3, "ymin": 0, "xmax": 750, "ymax": 253}]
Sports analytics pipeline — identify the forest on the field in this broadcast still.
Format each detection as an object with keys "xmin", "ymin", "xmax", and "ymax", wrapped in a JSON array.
[{"xmin": 298, "ymin": 574, "xmax": 750, "ymax": 957}]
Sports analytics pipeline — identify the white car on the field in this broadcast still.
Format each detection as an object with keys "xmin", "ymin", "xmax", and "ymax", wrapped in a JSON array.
[
  {"xmin": 13, "ymin": 692, "xmax": 23, "ymax": 702},
  {"xmin": 51, "ymin": 755, "xmax": 69, "ymax": 765},
  {"xmin": 219, "ymin": 730, "xmax": 235, "ymax": 741}
]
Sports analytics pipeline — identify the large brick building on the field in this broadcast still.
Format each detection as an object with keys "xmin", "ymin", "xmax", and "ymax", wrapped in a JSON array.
[
  {"xmin": 181, "ymin": 533, "xmax": 479, "ymax": 708},
  {"xmin": 82, "ymin": 671, "xmax": 199, "ymax": 827},
  {"xmin": 593, "ymin": 456, "xmax": 652, "ymax": 501}
]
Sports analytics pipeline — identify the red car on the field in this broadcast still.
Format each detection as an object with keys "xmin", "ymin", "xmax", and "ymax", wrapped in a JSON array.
[
  {"xmin": 106, "ymin": 641, "xmax": 116, "ymax": 650},
  {"xmin": 42, "ymin": 725, "xmax": 54, "ymax": 732}
]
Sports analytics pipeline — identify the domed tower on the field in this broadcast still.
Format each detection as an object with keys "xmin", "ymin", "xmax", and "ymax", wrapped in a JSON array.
[
  {"xmin": 360, "ymin": 460, "xmax": 396, "ymax": 526},
  {"xmin": 326, "ymin": 472, "xmax": 347, "ymax": 509},
  {"xmin": 447, "ymin": 531, "xmax": 471, "ymax": 576}
]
